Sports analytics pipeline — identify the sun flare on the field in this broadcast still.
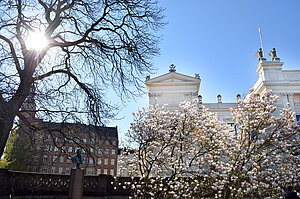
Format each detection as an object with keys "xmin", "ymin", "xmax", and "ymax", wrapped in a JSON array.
[{"xmin": 26, "ymin": 31, "xmax": 48, "ymax": 51}]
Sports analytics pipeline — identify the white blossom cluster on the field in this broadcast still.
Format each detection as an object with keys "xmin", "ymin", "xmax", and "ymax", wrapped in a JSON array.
[{"xmin": 117, "ymin": 90, "xmax": 299, "ymax": 198}]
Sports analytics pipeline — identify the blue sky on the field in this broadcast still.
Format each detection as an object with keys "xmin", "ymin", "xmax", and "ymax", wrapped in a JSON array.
[{"xmin": 110, "ymin": 0, "xmax": 300, "ymax": 140}]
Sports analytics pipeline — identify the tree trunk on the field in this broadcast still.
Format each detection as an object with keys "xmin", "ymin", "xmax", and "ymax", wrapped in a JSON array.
[
  {"xmin": 0, "ymin": 110, "xmax": 15, "ymax": 158},
  {"xmin": 0, "ymin": 54, "xmax": 38, "ymax": 157}
]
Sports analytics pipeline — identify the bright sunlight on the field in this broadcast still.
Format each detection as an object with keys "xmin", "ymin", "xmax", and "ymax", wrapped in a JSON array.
[{"xmin": 25, "ymin": 31, "xmax": 48, "ymax": 51}]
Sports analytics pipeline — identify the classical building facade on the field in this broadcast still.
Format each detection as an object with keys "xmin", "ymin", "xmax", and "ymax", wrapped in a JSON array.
[
  {"xmin": 146, "ymin": 49, "xmax": 300, "ymax": 123},
  {"xmin": 145, "ymin": 64, "xmax": 201, "ymax": 111},
  {"xmin": 145, "ymin": 65, "xmax": 238, "ymax": 124},
  {"xmin": 250, "ymin": 57, "xmax": 300, "ymax": 120}
]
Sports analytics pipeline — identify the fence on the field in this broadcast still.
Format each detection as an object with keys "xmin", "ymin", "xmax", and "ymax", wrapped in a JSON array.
[{"xmin": 0, "ymin": 169, "xmax": 131, "ymax": 198}]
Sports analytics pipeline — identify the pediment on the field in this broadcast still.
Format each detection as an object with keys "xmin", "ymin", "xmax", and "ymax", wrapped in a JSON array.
[{"xmin": 146, "ymin": 72, "xmax": 200, "ymax": 85}]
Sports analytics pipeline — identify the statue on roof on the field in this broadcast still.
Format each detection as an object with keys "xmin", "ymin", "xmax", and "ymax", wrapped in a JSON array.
[
  {"xmin": 254, "ymin": 48, "xmax": 266, "ymax": 61},
  {"xmin": 169, "ymin": 64, "xmax": 176, "ymax": 72},
  {"xmin": 267, "ymin": 48, "xmax": 280, "ymax": 61}
]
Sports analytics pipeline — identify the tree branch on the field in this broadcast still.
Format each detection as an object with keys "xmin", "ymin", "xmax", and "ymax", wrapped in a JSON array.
[{"xmin": 0, "ymin": 35, "xmax": 22, "ymax": 75}]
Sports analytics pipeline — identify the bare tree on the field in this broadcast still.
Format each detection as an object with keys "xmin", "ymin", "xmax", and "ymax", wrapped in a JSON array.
[{"xmin": 0, "ymin": 0, "xmax": 165, "ymax": 157}]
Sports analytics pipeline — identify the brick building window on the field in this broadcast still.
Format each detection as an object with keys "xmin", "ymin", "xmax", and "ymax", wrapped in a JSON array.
[
  {"xmin": 89, "ymin": 158, "xmax": 93, "ymax": 165},
  {"xmin": 105, "ymin": 140, "xmax": 110, "ymax": 145},
  {"xmin": 97, "ymin": 169, "xmax": 101, "ymax": 175},
  {"xmin": 66, "ymin": 167, "xmax": 70, "ymax": 174},
  {"xmin": 98, "ymin": 149, "xmax": 102, "ymax": 154},
  {"xmin": 53, "ymin": 155, "xmax": 57, "ymax": 161},
  {"xmin": 97, "ymin": 158, "xmax": 101, "ymax": 165},
  {"xmin": 112, "ymin": 149, "xmax": 116, "ymax": 155},
  {"xmin": 103, "ymin": 169, "xmax": 108, "ymax": 174},
  {"xmin": 112, "ymin": 140, "xmax": 116, "ymax": 145},
  {"xmin": 43, "ymin": 155, "xmax": 48, "ymax": 162},
  {"xmin": 51, "ymin": 167, "xmax": 56, "ymax": 173},
  {"xmin": 104, "ymin": 158, "xmax": 108, "ymax": 165},
  {"xmin": 110, "ymin": 169, "xmax": 114, "ymax": 176},
  {"xmin": 111, "ymin": 159, "xmax": 115, "ymax": 165},
  {"xmin": 58, "ymin": 167, "xmax": 63, "ymax": 174},
  {"xmin": 87, "ymin": 168, "xmax": 94, "ymax": 175},
  {"xmin": 68, "ymin": 146, "xmax": 73, "ymax": 152},
  {"xmin": 105, "ymin": 149, "xmax": 109, "ymax": 155},
  {"xmin": 41, "ymin": 168, "xmax": 48, "ymax": 173}
]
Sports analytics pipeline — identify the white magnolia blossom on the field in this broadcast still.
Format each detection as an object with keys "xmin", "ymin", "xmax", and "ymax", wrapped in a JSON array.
[{"xmin": 117, "ymin": 90, "xmax": 299, "ymax": 199}]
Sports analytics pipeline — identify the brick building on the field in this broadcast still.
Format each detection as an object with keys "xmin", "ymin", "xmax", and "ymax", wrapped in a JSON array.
[{"xmin": 24, "ymin": 122, "xmax": 119, "ymax": 176}]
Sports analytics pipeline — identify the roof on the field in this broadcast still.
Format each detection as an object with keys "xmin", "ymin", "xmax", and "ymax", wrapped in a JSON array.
[
  {"xmin": 145, "ymin": 71, "xmax": 201, "ymax": 92},
  {"xmin": 41, "ymin": 122, "xmax": 118, "ymax": 138}
]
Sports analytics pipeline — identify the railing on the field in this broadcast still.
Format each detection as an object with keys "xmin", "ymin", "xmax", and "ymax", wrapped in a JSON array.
[{"xmin": 0, "ymin": 169, "xmax": 131, "ymax": 198}]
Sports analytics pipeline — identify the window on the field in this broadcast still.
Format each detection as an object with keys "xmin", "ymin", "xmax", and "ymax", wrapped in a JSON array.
[
  {"xmin": 90, "ymin": 148, "xmax": 94, "ymax": 153},
  {"xmin": 54, "ymin": 147, "xmax": 58, "ymax": 152},
  {"xmin": 103, "ymin": 169, "xmax": 108, "ymax": 175},
  {"xmin": 83, "ymin": 138, "xmax": 87, "ymax": 143},
  {"xmin": 55, "ymin": 137, "xmax": 59, "ymax": 142},
  {"xmin": 98, "ymin": 149, "xmax": 102, "ymax": 154},
  {"xmin": 296, "ymin": 115, "xmax": 300, "ymax": 122},
  {"xmin": 43, "ymin": 155, "xmax": 48, "ymax": 162},
  {"xmin": 66, "ymin": 167, "xmax": 70, "ymax": 174},
  {"xmin": 69, "ymin": 139, "xmax": 74, "ymax": 143},
  {"xmin": 53, "ymin": 155, "xmax": 57, "ymax": 161},
  {"xmin": 51, "ymin": 167, "xmax": 56, "ymax": 173},
  {"xmin": 97, "ymin": 169, "xmax": 101, "ymax": 175},
  {"xmin": 90, "ymin": 139, "xmax": 95, "ymax": 144},
  {"xmin": 82, "ymin": 149, "xmax": 86, "ymax": 153},
  {"xmin": 89, "ymin": 158, "xmax": 94, "ymax": 165},
  {"xmin": 41, "ymin": 168, "xmax": 48, "ymax": 173},
  {"xmin": 111, "ymin": 159, "xmax": 115, "ymax": 165},
  {"xmin": 60, "ymin": 156, "xmax": 64, "ymax": 163},
  {"xmin": 58, "ymin": 167, "xmax": 63, "ymax": 174},
  {"xmin": 87, "ymin": 168, "xmax": 94, "ymax": 175},
  {"xmin": 45, "ymin": 145, "xmax": 50, "ymax": 151},
  {"xmin": 99, "ymin": 140, "xmax": 103, "ymax": 145},
  {"xmin": 105, "ymin": 140, "xmax": 110, "ymax": 145},
  {"xmin": 110, "ymin": 169, "xmax": 114, "ymax": 176},
  {"xmin": 111, "ymin": 149, "xmax": 116, "ymax": 155},
  {"xmin": 112, "ymin": 140, "xmax": 116, "ymax": 145},
  {"xmin": 97, "ymin": 158, "xmax": 101, "ymax": 165},
  {"xmin": 68, "ymin": 147, "xmax": 73, "ymax": 153},
  {"xmin": 104, "ymin": 158, "xmax": 108, "ymax": 165},
  {"xmin": 105, "ymin": 149, "xmax": 109, "ymax": 155}
]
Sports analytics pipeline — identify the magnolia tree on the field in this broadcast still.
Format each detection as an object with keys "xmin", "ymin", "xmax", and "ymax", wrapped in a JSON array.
[{"xmin": 117, "ymin": 90, "xmax": 299, "ymax": 199}]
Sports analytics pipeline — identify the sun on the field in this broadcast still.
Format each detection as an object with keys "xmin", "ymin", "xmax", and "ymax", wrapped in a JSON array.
[{"xmin": 25, "ymin": 31, "xmax": 48, "ymax": 51}]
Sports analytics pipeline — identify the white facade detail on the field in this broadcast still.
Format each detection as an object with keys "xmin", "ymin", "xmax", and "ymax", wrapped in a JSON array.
[
  {"xmin": 250, "ymin": 59, "xmax": 300, "ymax": 118},
  {"xmin": 146, "ymin": 52, "xmax": 300, "ymax": 122},
  {"xmin": 145, "ymin": 67, "xmax": 200, "ymax": 111}
]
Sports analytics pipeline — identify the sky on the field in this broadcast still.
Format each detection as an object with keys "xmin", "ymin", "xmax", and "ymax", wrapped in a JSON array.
[{"xmin": 110, "ymin": 0, "xmax": 300, "ymax": 140}]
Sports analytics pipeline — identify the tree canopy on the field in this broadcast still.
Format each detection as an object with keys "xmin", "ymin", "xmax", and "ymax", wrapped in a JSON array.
[
  {"xmin": 0, "ymin": 0, "xmax": 165, "ymax": 157},
  {"xmin": 117, "ymin": 90, "xmax": 300, "ymax": 198}
]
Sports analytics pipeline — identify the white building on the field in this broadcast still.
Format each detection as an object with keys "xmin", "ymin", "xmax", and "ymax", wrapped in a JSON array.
[
  {"xmin": 250, "ymin": 54, "xmax": 300, "ymax": 120},
  {"xmin": 146, "ymin": 49, "xmax": 300, "ymax": 123}
]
